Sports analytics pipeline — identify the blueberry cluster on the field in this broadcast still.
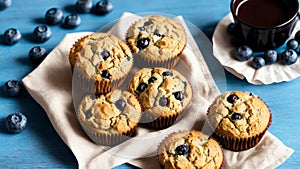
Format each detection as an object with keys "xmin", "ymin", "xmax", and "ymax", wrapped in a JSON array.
[{"xmin": 227, "ymin": 23, "xmax": 300, "ymax": 69}]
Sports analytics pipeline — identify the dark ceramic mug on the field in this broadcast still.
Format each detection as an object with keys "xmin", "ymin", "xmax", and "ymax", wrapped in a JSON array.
[{"xmin": 230, "ymin": 0, "xmax": 299, "ymax": 51}]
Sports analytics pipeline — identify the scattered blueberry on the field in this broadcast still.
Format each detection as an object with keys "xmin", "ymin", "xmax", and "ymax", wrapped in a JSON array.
[
  {"xmin": 93, "ymin": 0, "xmax": 113, "ymax": 15},
  {"xmin": 231, "ymin": 112, "xmax": 242, "ymax": 120},
  {"xmin": 148, "ymin": 77, "xmax": 157, "ymax": 83},
  {"xmin": 33, "ymin": 25, "xmax": 52, "ymax": 43},
  {"xmin": 227, "ymin": 23, "xmax": 236, "ymax": 35},
  {"xmin": 162, "ymin": 71, "xmax": 173, "ymax": 76},
  {"xmin": 136, "ymin": 82, "xmax": 147, "ymax": 93},
  {"xmin": 286, "ymin": 39, "xmax": 298, "ymax": 50},
  {"xmin": 115, "ymin": 99, "xmax": 126, "ymax": 112},
  {"xmin": 235, "ymin": 45, "xmax": 253, "ymax": 61},
  {"xmin": 159, "ymin": 96, "xmax": 168, "ymax": 107},
  {"xmin": 5, "ymin": 112, "xmax": 27, "ymax": 134},
  {"xmin": 45, "ymin": 8, "xmax": 64, "ymax": 25},
  {"xmin": 173, "ymin": 91, "xmax": 184, "ymax": 101},
  {"xmin": 0, "ymin": 0, "xmax": 11, "ymax": 10},
  {"xmin": 100, "ymin": 69, "xmax": 111, "ymax": 79},
  {"xmin": 3, "ymin": 28, "xmax": 22, "ymax": 45},
  {"xmin": 3, "ymin": 80, "xmax": 22, "ymax": 97},
  {"xmin": 28, "ymin": 46, "xmax": 47, "ymax": 65},
  {"xmin": 101, "ymin": 50, "xmax": 110, "ymax": 60},
  {"xmin": 175, "ymin": 144, "xmax": 190, "ymax": 156},
  {"xmin": 263, "ymin": 50, "xmax": 277, "ymax": 65},
  {"xmin": 227, "ymin": 94, "xmax": 239, "ymax": 103},
  {"xmin": 136, "ymin": 38, "xmax": 150, "ymax": 50},
  {"xmin": 252, "ymin": 56, "xmax": 265, "ymax": 69},
  {"xmin": 280, "ymin": 49, "xmax": 298, "ymax": 65},
  {"xmin": 63, "ymin": 13, "xmax": 81, "ymax": 29},
  {"xmin": 75, "ymin": 0, "xmax": 93, "ymax": 13}
]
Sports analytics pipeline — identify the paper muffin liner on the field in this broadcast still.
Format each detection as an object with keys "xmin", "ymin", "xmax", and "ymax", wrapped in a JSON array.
[{"xmin": 143, "ymin": 112, "xmax": 179, "ymax": 129}]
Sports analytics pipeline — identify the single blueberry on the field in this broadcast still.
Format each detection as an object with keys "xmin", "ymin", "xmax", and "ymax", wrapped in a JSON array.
[
  {"xmin": 286, "ymin": 39, "xmax": 298, "ymax": 50},
  {"xmin": 85, "ymin": 109, "xmax": 92, "ymax": 119},
  {"xmin": 159, "ymin": 96, "xmax": 168, "ymax": 107},
  {"xmin": 93, "ymin": 0, "xmax": 113, "ymax": 15},
  {"xmin": 148, "ymin": 77, "xmax": 157, "ymax": 83},
  {"xmin": 75, "ymin": 0, "xmax": 93, "ymax": 13},
  {"xmin": 173, "ymin": 91, "xmax": 184, "ymax": 101},
  {"xmin": 263, "ymin": 50, "xmax": 277, "ymax": 65},
  {"xmin": 280, "ymin": 49, "xmax": 298, "ymax": 65},
  {"xmin": 136, "ymin": 82, "xmax": 148, "ymax": 93},
  {"xmin": 101, "ymin": 70, "xmax": 111, "ymax": 79},
  {"xmin": 235, "ymin": 45, "xmax": 253, "ymax": 61},
  {"xmin": 3, "ymin": 28, "xmax": 22, "ymax": 45},
  {"xmin": 227, "ymin": 94, "xmax": 239, "ymax": 103},
  {"xmin": 45, "ymin": 8, "xmax": 64, "ymax": 25},
  {"xmin": 3, "ymin": 80, "xmax": 22, "ymax": 97},
  {"xmin": 28, "ymin": 46, "xmax": 47, "ymax": 65},
  {"xmin": 115, "ymin": 99, "xmax": 126, "ymax": 111},
  {"xmin": 136, "ymin": 38, "xmax": 150, "ymax": 50},
  {"xmin": 175, "ymin": 144, "xmax": 190, "ymax": 156},
  {"xmin": 252, "ymin": 56, "xmax": 265, "ymax": 69},
  {"xmin": 101, "ymin": 50, "xmax": 110, "ymax": 60},
  {"xmin": 231, "ymin": 112, "xmax": 242, "ymax": 120},
  {"xmin": 5, "ymin": 112, "xmax": 27, "ymax": 134},
  {"xmin": 162, "ymin": 71, "xmax": 173, "ymax": 76},
  {"xmin": 63, "ymin": 13, "xmax": 81, "ymax": 29},
  {"xmin": 227, "ymin": 23, "xmax": 236, "ymax": 35},
  {"xmin": 33, "ymin": 25, "xmax": 52, "ymax": 43},
  {"xmin": 0, "ymin": 0, "xmax": 11, "ymax": 10}
]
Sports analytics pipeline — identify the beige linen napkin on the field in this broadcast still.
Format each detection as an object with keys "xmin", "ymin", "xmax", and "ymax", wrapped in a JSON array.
[
  {"xmin": 213, "ymin": 13, "xmax": 300, "ymax": 85},
  {"xmin": 22, "ymin": 12, "xmax": 293, "ymax": 169}
]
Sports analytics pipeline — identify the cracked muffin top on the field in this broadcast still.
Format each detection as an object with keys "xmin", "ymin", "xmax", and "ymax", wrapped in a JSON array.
[
  {"xmin": 69, "ymin": 32, "xmax": 133, "ymax": 81},
  {"xmin": 77, "ymin": 90, "xmax": 142, "ymax": 135},
  {"xmin": 126, "ymin": 15, "xmax": 186, "ymax": 62},
  {"xmin": 207, "ymin": 91, "xmax": 271, "ymax": 138},
  {"xmin": 158, "ymin": 130, "xmax": 223, "ymax": 169}
]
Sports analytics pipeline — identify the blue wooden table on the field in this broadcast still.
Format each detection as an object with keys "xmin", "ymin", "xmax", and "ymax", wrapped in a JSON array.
[{"xmin": 0, "ymin": 0, "xmax": 299, "ymax": 168}]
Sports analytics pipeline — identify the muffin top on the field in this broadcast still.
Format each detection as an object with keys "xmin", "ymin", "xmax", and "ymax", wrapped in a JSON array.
[
  {"xmin": 77, "ymin": 90, "xmax": 142, "ymax": 135},
  {"xmin": 207, "ymin": 91, "xmax": 271, "ymax": 138},
  {"xmin": 129, "ymin": 67, "xmax": 192, "ymax": 118},
  {"xmin": 126, "ymin": 15, "xmax": 186, "ymax": 61},
  {"xmin": 158, "ymin": 130, "xmax": 223, "ymax": 169},
  {"xmin": 69, "ymin": 32, "xmax": 133, "ymax": 81}
]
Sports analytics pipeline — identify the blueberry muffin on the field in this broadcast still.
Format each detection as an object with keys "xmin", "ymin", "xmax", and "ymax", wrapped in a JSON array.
[
  {"xmin": 207, "ymin": 91, "xmax": 272, "ymax": 151},
  {"xmin": 77, "ymin": 90, "xmax": 142, "ymax": 145},
  {"xmin": 129, "ymin": 67, "xmax": 192, "ymax": 129},
  {"xmin": 69, "ymin": 32, "xmax": 133, "ymax": 94},
  {"xmin": 158, "ymin": 130, "xmax": 223, "ymax": 169},
  {"xmin": 126, "ymin": 15, "xmax": 186, "ymax": 69}
]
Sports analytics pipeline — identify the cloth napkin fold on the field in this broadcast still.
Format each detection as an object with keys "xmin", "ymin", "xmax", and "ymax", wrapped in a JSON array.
[
  {"xmin": 213, "ymin": 13, "xmax": 300, "ymax": 85},
  {"xmin": 22, "ymin": 12, "xmax": 293, "ymax": 169}
]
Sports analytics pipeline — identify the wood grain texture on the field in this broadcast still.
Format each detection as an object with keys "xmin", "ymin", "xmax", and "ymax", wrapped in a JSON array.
[{"xmin": 0, "ymin": 0, "xmax": 299, "ymax": 168}]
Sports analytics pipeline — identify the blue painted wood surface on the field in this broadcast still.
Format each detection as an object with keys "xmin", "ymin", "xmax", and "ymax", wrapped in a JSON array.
[{"xmin": 0, "ymin": 0, "xmax": 299, "ymax": 168}]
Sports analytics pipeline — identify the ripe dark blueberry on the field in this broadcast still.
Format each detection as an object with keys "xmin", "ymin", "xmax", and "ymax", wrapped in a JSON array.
[
  {"xmin": 136, "ymin": 82, "xmax": 148, "ymax": 93},
  {"xmin": 3, "ymin": 80, "xmax": 22, "ymax": 97},
  {"xmin": 3, "ymin": 28, "xmax": 22, "ymax": 45},
  {"xmin": 0, "ymin": 0, "xmax": 11, "ymax": 10},
  {"xmin": 263, "ymin": 50, "xmax": 277, "ymax": 65},
  {"xmin": 28, "ymin": 46, "xmax": 47, "ymax": 65},
  {"xmin": 235, "ymin": 45, "xmax": 253, "ymax": 61},
  {"xmin": 231, "ymin": 112, "xmax": 242, "ymax": 120},
  {"xmin": 227, "ymin": 23, "xmax": 236, "ymax": 35},
  {"xmin": 286, "ymin": 39, "xmax": 298, "ymax": 50},
  {"xmin": 45, "ymin": 8, "xmax": 64, "ymax": 25},
  {"xmin": 5, "ymin": 112, "xmax": 27, "ymax": 134},
  {"xmin": 280, "ymin": 49, "xmax": 298, "ymax": 65},
  {"xmin": 252, "ymin": 56, "xmax": 265, "ymax": 69},
  {"xmin": 115, "ymin": 99, "xmax": 126, "ymax": 112},
  {"xmin": 93, "ymin": 0, "xmax": 113, "ymax": 15},
  {"xmin": 101, "ymin": 50, "xmax": 110, "ymax": 60},
  {"xmin": 143, "ymin": 20, "xmax": 153, "ymax": 26},
  {"xmin": 227, "ymin": 94, "xmax": 239, "ymax": 103},
  {"xmin": 162, "ymin": 71, "xmax": 173, "ymax": 76},
  {"xmin": 136, "ymin": 38, "xmax": 150, "ymax": 50},
  {"xmin": 159, "ymin": 96, "xmax": 168, "ymax": 107},
  {"xmin": 175, "ymin": 144, "xmax": 190, "ymax": 156},
  {"xmin": 294, "ymin": 30, "xmax": 300, "ymax": 43},
  {"xmin": 101, "ymin": 70, "xmax": 111, "ymax": 79},
  {"xmin": 173, "ymin": 91, "xmax": 184, "ymax": 101},
  {"xmin": 33, "ymin": 25, "xmax": 52, "ymax": 43},
  {"xmin": 148, "ymin": 77, "xmax": 157, "ymax": 83},
  {"xmin": 63, "ymin": 13, "xmax": 81, "ymax": 29},
  {"xmin": 84, "ymin": 109, "xmax": 92, "ymax": 119},
  {"xmin": 75, "ymin": 0, "xmax": 93, "ymax": 13}
]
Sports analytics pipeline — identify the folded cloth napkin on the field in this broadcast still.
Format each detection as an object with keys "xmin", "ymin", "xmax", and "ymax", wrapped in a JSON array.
[
  {"xmin": 213, "ymin": 13, "xmax": 300, "ymax": 85},
  {"xmin": 22, "ymin": 12, "xmax": 293, "ymax": 169}
]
